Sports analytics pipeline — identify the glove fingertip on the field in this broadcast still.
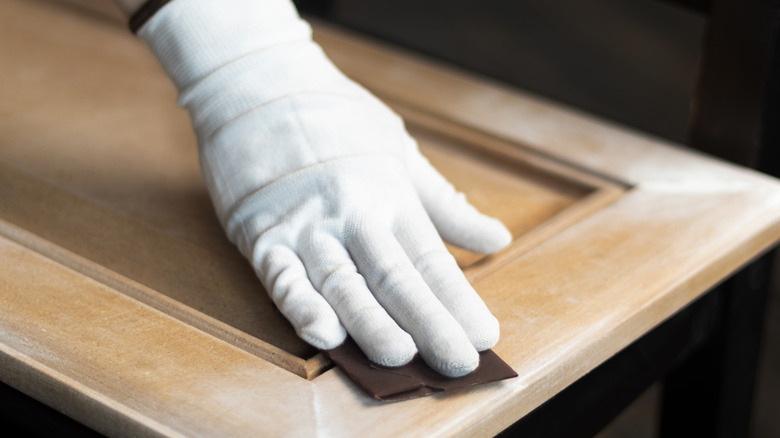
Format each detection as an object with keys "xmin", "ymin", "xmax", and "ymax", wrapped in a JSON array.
[
  {"xmin": 469, "ymin": 314, "xmax": 500, "ymax": 352},
  {"xmin": 453, "ymin": 216, "xmax": 512, "ymax": 255},
  {"xmin": 368, "ymin": 340, "xmax": 417, "ymax": 368},
  {"xmin": 354, "ymin": 328, "xmax": 417, "ymax": 367},
  {"xmin": 477, "ymin": 218, "xmax": 513, "ymax": 254},
  {"xmin": 299, "ymin": 318, "xmax": 347, "ymax": 351},
  {"xmin": 428, "ymin": 347, "xmax": 480, "ymax": 378}
]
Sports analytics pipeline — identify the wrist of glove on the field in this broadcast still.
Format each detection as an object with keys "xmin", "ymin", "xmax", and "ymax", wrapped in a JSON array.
[{"xmin": 138, "ymin": 0, "xmax": 512, "ymax": 377}]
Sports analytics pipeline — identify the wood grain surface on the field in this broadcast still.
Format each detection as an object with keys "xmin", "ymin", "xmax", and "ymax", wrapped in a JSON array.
[
  {"xmin": 2, "ymin": 0, "xmax": 780, "ymax": 436},
  {"xmin": 0, "ymin": 0, "xmax": 624, "ymax": 375}
]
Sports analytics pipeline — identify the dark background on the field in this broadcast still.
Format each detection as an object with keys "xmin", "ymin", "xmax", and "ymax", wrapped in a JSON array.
[{"xmin": 297, "ymin": 0, "xmax": 705, "ymax": 144}]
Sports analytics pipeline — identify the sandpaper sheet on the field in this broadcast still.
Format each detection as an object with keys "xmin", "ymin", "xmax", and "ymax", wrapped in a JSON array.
[{"xmin": 324, "ymin": 338, "xmax": 517, "ymax": 401}]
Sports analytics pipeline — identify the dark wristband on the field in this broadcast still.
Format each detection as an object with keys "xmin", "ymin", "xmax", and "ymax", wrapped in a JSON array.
[{"xmin": 129, "ymin": 0, "xmax": 174, "ymax": 34}]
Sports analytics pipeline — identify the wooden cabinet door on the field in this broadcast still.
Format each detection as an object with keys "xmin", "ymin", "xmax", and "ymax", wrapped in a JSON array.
[{"xmin": 2, "ymin": 1, "xmax": 780, "ymax": 436}]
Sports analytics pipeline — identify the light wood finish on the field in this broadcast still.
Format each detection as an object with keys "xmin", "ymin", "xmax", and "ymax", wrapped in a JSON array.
[
  {"xmin": 2, "ymin": 0, "xmax": 780, "ymax": 436},
  {"xmin": 0, "ymin": 0, "xmax": 624, "ymax": 377}
]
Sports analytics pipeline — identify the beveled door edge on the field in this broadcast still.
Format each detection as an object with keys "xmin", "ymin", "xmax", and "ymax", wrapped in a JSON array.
[{"xmin": 0, "ymin": 217, "xmax": 327, "ymax": 380}]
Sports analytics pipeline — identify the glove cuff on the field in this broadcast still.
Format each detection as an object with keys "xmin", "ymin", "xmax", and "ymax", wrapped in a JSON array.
[
  {"xmin": 128, "ymin": 0, "xmax": 173, "ymax": 34},
  {"xmin": 136, "ymin": 0, "xmax": 357, "ymax": 141},
  {"xmin": 136, "ymin": 0, "xmax": 313, "ymax": 93}
]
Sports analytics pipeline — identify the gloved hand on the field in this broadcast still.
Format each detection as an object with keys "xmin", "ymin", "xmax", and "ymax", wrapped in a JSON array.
[{"xmin": 138, "ymin": 0, "xmax": 512, "ymax": 377}]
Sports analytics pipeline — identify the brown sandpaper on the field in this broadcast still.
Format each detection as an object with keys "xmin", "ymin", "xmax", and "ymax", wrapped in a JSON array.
[{"xmin": 324, "ymin": 338, "xmax": 517, "ymax": 401}]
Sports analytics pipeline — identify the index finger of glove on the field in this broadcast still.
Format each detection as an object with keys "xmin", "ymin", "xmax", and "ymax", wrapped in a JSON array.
[
  {"xmin": 299, "ymin": 230, "xmax": 417, "ymax": 367},
  {"xmin": 395, "ymin": 215, "xmax": 500, "ymax": 351},
  {"xmin": 346, "ymin": 221, "xmax": 479, "ymax": 377}
]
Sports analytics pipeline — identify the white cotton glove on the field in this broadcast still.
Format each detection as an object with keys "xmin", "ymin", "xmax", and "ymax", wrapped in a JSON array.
[{"xmin": 138, "ymin": 0, "xmax": 512, "ymax": 377}]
